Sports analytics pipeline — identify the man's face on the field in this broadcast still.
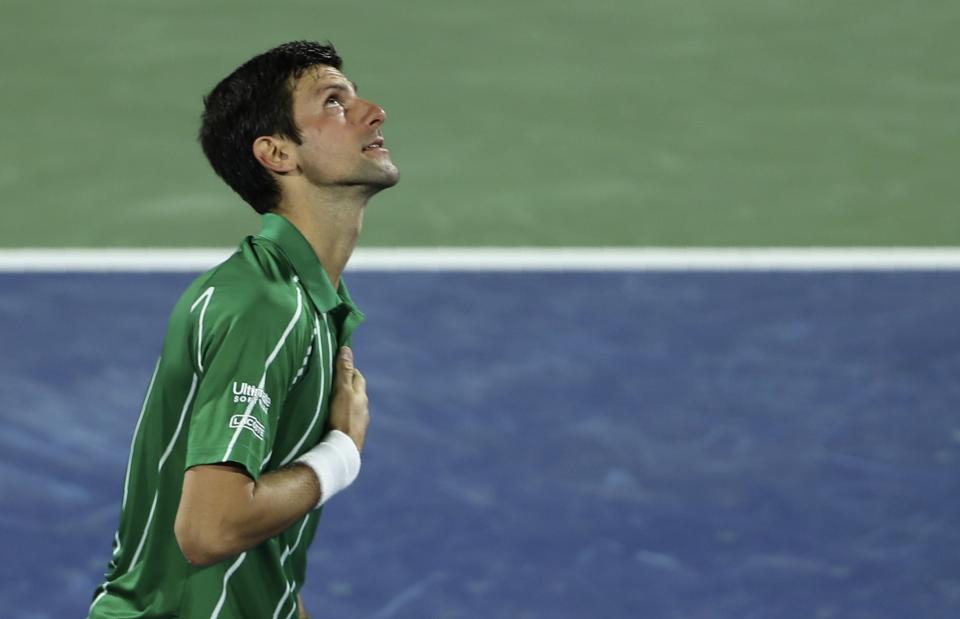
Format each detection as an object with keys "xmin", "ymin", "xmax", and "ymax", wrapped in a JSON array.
[{"xmin": 288, "ymin": 65, "xmax": 399, "ymax": 191}]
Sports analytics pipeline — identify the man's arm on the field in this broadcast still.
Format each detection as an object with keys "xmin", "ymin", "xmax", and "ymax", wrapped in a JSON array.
[
  {"xmin": 175, "ymin": 461, "xmax": 318, "ymax": 566},
  {"xmin": 175, "ymin": 347, "xmax": 369, "ymax": 567}
]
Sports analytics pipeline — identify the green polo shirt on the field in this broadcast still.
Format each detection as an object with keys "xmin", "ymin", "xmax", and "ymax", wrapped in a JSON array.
[{"xmin": 89, "ymin": 213, "xmax": 364, "ymax": 619}]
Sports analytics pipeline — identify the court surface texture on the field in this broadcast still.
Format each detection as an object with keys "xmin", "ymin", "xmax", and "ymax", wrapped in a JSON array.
[{"xmin": 1, "ymin": 271, "xmax": 957, "ymax": 618}]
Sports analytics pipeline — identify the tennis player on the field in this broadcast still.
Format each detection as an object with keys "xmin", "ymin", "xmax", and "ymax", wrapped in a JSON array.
[{"xmin": 88, "ymin": 40, "xmax": 399, "ymax": 618}]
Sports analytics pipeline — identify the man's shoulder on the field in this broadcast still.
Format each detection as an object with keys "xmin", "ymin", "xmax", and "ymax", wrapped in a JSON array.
[{"xmin": 173, "ymin": 239, "xmax": 304, "ymax": 327}]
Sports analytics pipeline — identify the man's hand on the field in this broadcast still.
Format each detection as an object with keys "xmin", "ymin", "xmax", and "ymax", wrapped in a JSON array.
[
  {"xmin": 297, "ymin": 593, "xmax": 309, "ymax": 619},
  {"xmin": 328, "ymin": 346, "xmax": 369, "ymax": 451}
]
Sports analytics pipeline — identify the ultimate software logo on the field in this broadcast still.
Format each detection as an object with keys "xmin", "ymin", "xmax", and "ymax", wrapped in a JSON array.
[{"xmin": 232, "ymin": 381, "xmax": 272, "ymax": 414}]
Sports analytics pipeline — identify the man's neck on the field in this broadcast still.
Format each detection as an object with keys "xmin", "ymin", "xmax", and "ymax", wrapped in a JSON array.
[{"xmin": 273, "ymin": 189, "xmax": 367, "ymax": 289}]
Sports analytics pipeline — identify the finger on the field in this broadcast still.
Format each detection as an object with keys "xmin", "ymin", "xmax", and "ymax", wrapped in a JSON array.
[
  {"xmin": 336, "ymin": 347, "xmax": 354, "ymax": 385},
  {"xmin": 352, "ymin": 367, "xmax": 366, "ymax": 392}
]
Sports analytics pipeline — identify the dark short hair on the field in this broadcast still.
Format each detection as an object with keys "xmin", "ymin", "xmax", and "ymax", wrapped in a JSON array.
[{"xmin": 199, "ymin": 41, "xmax": 343, "ymax": 213}]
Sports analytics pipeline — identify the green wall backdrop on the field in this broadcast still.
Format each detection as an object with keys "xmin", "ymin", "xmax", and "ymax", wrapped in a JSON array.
[{"xmin": 1, "ymin": 0, "xmax": 957, "ymax": 247}]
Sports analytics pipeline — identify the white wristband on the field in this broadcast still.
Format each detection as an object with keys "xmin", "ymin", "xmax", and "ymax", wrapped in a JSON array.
[{"xmin": 294, "ymin": 430, "xmax": 362, "ymax": 509}]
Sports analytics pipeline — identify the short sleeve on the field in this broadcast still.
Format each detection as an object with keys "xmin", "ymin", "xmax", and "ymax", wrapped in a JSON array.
[{"xmin": 185, "ymin": 287, "xmax": 308, "ymax": 479}]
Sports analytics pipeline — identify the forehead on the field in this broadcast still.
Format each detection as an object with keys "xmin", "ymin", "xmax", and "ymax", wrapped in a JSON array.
[{"xmin": 292, "ymin": 65, "xmax": 355, "ymax": 96}]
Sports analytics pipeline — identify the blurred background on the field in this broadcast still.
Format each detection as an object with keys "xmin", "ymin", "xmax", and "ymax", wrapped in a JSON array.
[
  {"xmin": 2, "ymin": 0, "xmax": 958, "ymax": 247},
  {"xmin": 1, "ymin": 1, "xmax": 959, "ymax": 617}
]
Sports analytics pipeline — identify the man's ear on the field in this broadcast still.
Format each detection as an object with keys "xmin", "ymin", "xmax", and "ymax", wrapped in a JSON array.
[{"xmin": 252, "ymin": 136, "xmax": 298, "ymax": 175}]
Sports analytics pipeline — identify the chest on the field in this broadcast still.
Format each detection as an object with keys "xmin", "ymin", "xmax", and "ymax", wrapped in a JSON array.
[{"xmin": 267, "ymin": 311, "xmax": 339, "ymax": 470}]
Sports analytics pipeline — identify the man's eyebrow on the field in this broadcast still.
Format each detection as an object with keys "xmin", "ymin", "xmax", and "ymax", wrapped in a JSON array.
[{"xmin": 316, "ymin": 80, "xmax": 359, "ymax": 95}]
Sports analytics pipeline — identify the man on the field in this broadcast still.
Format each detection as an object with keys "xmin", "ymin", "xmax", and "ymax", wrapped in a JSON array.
[{"xmin": 88, "ymin": 40, "xmax": 399, "ymax": 618}]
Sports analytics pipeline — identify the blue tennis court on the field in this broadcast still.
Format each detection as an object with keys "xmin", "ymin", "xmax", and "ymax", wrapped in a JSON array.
[{"xmin": 1, "ymin": 271, "xmax": 957, "ymax": 618}]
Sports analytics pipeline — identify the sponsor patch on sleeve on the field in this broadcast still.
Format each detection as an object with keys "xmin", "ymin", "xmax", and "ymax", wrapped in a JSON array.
[
  {"xmin": 231, "ymin": 381, "xmax": 272, "ymax": 414},
  {"xmin": 229, "ymin": 414, "xmax": 266, "ymax": 441}
]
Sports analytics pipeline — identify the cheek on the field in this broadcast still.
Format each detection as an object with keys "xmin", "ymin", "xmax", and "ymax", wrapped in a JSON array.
[
  {"xmin": 300, "ymin": 125, "xmax": 350, "ymax": 157},
  {"xmin": 297, "ymin": 134, "xmax": 338, "ymax": 166},
  {"xmin": 297, "ymin": 140, "xmax": 355, "ymax": 182}
]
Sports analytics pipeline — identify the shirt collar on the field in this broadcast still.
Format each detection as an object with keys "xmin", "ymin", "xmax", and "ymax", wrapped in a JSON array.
[{"xmin": 256, "ymin": 212, "xmax": 363, "ymax": 319}]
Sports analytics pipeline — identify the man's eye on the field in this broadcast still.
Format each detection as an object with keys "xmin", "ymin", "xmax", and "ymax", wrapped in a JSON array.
[{"xmin": 325, "ymin": 96, "xmax": 343, "ymax": 108}]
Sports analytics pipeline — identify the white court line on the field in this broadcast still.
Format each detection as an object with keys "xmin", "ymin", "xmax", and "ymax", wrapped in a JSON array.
[{"xmin": 2, "ymin": 248, "xmax": 960, "ymax": 271}]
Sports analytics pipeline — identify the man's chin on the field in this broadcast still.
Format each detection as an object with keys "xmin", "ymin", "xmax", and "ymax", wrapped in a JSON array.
[
  {"xmin": 340, "ymin": 160, "xmax": 400, "ymax": 193},
  {"xmin": 346, "ymin": 168, "xmax": 399, "ymax": 195},
  {"xmin": 371, "ymin": 162, "xmax": 400, "ymax": 189}
]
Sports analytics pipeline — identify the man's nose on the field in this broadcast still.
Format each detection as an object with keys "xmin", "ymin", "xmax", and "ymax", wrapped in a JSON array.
[{"xmin": 365, "ymin": 100, "xmax": 387, "ymax": 127}]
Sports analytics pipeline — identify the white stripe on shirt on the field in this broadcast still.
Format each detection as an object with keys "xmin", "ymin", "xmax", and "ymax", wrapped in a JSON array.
[{"xmin": 222, "ymin": 285, "xmax": 303, "ymax": 462}]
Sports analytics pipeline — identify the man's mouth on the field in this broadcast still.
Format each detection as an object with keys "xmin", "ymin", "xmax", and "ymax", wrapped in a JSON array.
[{"xmin": 362, "ymin": 137, "xmax": 386, "ymax": 152}]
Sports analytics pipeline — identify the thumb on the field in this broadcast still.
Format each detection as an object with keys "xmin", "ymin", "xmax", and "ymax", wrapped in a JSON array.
[{"xmin": 337, "ymin": 346, "xmax": 354, "ymax": 379}]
